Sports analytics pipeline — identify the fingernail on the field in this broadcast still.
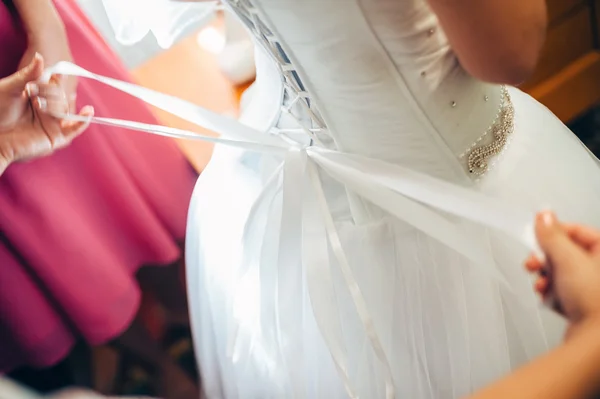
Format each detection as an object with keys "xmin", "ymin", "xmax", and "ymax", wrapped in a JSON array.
[
  {"xmin": 81, "ymin": 105, "xmax": 94, "ymax": 116},
  {"xmin": 37, "ymin": 97, "xmax": 47, "ymax": 110},
  {"xmin": 80, "ymin": 106, "xmax": 94, "ymax": 122},
  {"xmin": 30, "ymin": 52, "xmax": 42, "ymax": 68},
  {"xmin": 540, "ymin": 210, "xmax": 556, "ymax": 228},
  {"xmin": 26, "ymin": 83, "xmax": 38, "ymax": 97}
]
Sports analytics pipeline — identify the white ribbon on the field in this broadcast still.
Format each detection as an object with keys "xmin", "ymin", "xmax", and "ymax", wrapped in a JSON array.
[{"xmin": 45, "ymin": 61, "xmax": 542, "ymax": 398}]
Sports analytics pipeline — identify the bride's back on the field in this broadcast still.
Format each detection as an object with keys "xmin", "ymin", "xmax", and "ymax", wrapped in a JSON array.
[
  {"xmin": 233, "ymin": 0, "xmax": 506, "ymax": 183},
  {"xmin": 186, "ymin": 1, "xmax": 600, "ymax": 398}
]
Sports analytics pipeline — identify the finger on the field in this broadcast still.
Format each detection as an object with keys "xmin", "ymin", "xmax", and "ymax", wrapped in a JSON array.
[
  {"xmin": 0, "ymin": 53, "xmax": 44, "ymax": 94},
  {"xmin": 68, "ymin": 93, "xmax": 76, "ymax": 113},
  {"xmin": 49, "ymin": 74, "xmax": 62, "ymax": 86},
  {"xmin": 545, "ymin": 292, "xmax": 565, "ymax": 316},
  {"xmin": 535, "ymin": 211, "xmax": 590, "ymax": 275},
  {"xmin": 32, "ymin": 97, "xmax": 65, "ymax": 147},
  {"xmin": 51, "ymin": 74, "xmax": 71, "ymax": 88},
  {"xmin": 525, "ymin": 254, "xmax": 544, "ymax": 272},
  {"xmin": 39, "ymin": 87, "xmax": 76, "ymax": 115},
  {"xmin": 26, "ymin": 82, "xmax": 67, "ymax": 101},
  {"xmin": 35, "ymin": 96, "xmax": 69, "ymax": 118},
  {"xmin": 51, "ymin": 74, "xmax": 77, "ymax": 111},
  {"xmin": 59, "ymin": 105, "xmax": 94, "ymax": 140},
  {"xmin": 562, "ymin": 223, "xmax": 600, "ymax": 251},
  {"xmin": 535, "ymin": 276, "xmax": 549, "ymax": 295}
]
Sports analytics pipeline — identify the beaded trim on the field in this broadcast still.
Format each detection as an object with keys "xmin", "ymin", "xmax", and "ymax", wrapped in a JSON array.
[{"xmin": 458, "ymin": 86, "xmax": 515, "ymax": 177}]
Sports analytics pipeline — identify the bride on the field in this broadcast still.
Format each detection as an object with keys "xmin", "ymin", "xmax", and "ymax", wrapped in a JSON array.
[{"xmin": 85, "ymin": 0, "xmax": 600, "ymax": 397}]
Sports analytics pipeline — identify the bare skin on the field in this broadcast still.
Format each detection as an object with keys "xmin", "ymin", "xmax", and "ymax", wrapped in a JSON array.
[
  {"xmin": 467, "ymin": 212, "xmax": 600, "ymax": 399},
  {"xmin": 426, "ymin": 0, "xmax": 547, "ymax": 85},
  {"xmin": 0, "ymin": 54, "xmax": 92, "ymax": 175}
]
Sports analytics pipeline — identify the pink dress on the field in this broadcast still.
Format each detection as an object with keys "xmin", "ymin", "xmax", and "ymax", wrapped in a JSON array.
[{"xmin": 0, "ymin": 0, "xmax": 197, "ymax": 371}]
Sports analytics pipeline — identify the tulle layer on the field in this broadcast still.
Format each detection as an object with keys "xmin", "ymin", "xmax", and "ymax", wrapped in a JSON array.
[{"xmin": 185, "ymin": 88, "xmax": 600, "ymax": 398}]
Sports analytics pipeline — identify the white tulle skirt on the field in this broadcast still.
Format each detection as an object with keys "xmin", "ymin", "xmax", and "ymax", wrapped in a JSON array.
[{"xmin": 185, "ymin": 88, "xmax": 600, "ymax": 398}]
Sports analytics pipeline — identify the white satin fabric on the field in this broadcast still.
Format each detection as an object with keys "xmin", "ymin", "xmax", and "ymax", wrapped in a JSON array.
[
  {"xmin": 186, "ymin": 1, "xmax": 600, "ymax": 398},
  {"xmin": 47, "ymin": 0, "xmax": 600, "ymax": 397}
]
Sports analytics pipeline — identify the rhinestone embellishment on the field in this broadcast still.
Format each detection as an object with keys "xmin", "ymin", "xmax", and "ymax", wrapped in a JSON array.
[{"xmin": 461, "ymin": 86, "xmax": 514, "ymax": 176}]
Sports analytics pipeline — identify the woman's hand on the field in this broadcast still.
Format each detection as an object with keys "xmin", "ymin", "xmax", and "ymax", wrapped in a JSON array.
[
  {"xmin": 465, "ymin": 214, "xmax": 600, "ymax": 399},
  {"xmin": 0, "ymin": 54, "xmax": 93, "ymax": 175},
  {"xmin": 19, "ymin": 36, "xmax": 77, "ymax": 112},
  {"xmin": 526, "ymin": 211, "xmax": 600, "ymax": 338}
]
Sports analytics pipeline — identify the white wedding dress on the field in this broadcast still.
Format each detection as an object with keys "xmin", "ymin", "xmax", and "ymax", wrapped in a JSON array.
[
  {"xmin": 185, "ymin": 1, "xmax": 600, "ymax": 398},
  {"xmin": 51, "ymin": 0, "xmax": 600, "ymax": 397}
]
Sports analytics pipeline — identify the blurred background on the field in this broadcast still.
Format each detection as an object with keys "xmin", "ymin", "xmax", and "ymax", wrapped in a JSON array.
[{"xmin": 522, "ymin": 0, "xmax": 600, "ymax": 154}]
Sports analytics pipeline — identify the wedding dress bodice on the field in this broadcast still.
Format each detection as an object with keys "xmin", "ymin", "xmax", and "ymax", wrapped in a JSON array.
[{"xmin": 229, "ymin": 0, "xmax": 511, "ymax": 188}]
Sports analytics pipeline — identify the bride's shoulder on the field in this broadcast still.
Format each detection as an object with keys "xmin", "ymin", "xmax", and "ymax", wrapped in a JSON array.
[{"xmin": 426, "ymin": 0, "xmax": 547, "ymax": 85}]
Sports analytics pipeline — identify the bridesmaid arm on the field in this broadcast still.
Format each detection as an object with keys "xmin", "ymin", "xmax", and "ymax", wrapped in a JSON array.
[
  {"xmin": 11, "ymin": 0, "xmax": 66, "ymax": 41},
  {"xmin": 11, "ymin": 0, "xmax": 75, "ymax": 109},
  {"xmin": 426, "ymin": 0, "xmax": 547, "ymax": 85},
  {"xmin": 466, "ymin": 318, "xmax": 600, "ymax": 399}
]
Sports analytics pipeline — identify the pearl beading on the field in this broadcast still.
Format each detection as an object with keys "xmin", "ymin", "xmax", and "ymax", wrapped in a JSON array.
[{"xmin": 458, "ymin": 86, "xmax": 515, "ymax": 178}]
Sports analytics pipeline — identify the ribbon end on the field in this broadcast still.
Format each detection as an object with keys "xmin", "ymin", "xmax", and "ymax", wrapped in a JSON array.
[{"xmin": 523, "ymin": 220, "xmax": 545, "ymax": 263}]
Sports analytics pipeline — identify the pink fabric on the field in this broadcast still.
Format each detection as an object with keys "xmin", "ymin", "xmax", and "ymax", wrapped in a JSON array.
[{"xmin": 0, "ymin": 0, "xmax": 197, "ymax": 371}]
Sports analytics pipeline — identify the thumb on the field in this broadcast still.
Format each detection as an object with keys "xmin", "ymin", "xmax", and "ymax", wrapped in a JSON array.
[
  {"xmin": 0, "ymin": 53, "xmax": 44, "ymax": 94},
  {"xmin": 536, "ymin": 211, "xmax": 589, "ymax": 274}
]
